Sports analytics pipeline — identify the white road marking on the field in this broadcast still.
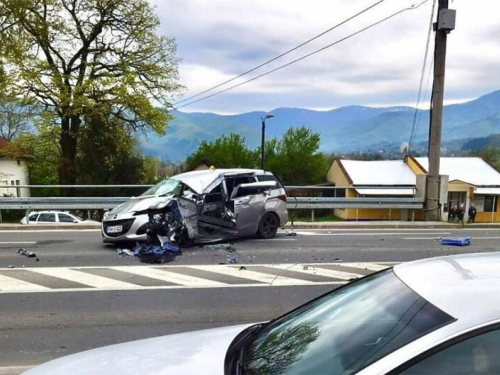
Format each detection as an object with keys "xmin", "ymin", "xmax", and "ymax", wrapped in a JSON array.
[
  {"xmin": 29, "ymin": 268, "xmax": 140, "ymax": 289},
  {"xmin": 296, "ymin": 232, "xmax": 451, "ymax": 236},
  {"xmin": 0, "ymin": 274, "xmax": 48, "ymax": 292},
  {"xmin": 0, "ymin": 241, "xmax": 37, "ymax": 244},
  {"xmin": 253, "ymin": 238, "xmax": 296, "ymax": 241},
  {"xmin": 113, "ymin": 266, "xmax": 227, "ymax": 287},
  {"xmin": 403, "ymin": 236, "xmax": 500, "ymax": 240},
  {"xmin": 0, "ymin": 263, "xmax": 396, "ymax": 293},
  {"xmin": 189, "ymin": 265, "xmax": 313, "ymax": 286},
  {"xmin": 267, "ymin": 264, "xmax": 362, "ymax": 280},
  {"xmin": 340, "ymin": 262, "xmax": 391, "ymax": 271}
]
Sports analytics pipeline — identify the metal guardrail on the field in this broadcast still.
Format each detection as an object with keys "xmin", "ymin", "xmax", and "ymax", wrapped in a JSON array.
[
  {"xmin": 287, "ymin": 197, "xmax": 424, "ymax": 210},
  {"xmin": 0, "ymin": 196, "xmax": 425, "ymax": 211},
  {"xmin": 0, "ymin": 197, "xmax": 129, "ymax": 210}
]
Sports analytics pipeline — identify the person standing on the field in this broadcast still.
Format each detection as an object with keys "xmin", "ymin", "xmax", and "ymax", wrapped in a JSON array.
[
  {"xmin": 449, "ymin": 205, "xmax": 457, "ymax": 222},
  {"xmin": 468, "ymin": 203, "xmax": 477, "ymax": 223},
  {"xmin": 457, "ymin": 204, "xmax": 465, "ymax": 227}
]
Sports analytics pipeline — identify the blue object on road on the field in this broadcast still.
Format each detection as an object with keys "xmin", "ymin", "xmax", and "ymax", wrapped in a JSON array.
[{"xmin": 441, "ymin": 236, "xmax": 471, "ymax": 246}]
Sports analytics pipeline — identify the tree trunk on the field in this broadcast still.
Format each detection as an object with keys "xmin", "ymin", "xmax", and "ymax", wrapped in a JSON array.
[{"xmin": 58, "ymin": 115, "xmax": 81, "ymax": 196}]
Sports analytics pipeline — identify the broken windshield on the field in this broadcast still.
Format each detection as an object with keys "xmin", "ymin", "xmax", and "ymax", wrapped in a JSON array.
[{"xmin": 140, "ymin": 179, "xmax": 182, "ymax": 197}]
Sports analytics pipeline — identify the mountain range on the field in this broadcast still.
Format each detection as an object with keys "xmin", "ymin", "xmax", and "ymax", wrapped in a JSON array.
[{"xmin": 139, "ymin": 90, "xmax": 500, "ymax": 161}]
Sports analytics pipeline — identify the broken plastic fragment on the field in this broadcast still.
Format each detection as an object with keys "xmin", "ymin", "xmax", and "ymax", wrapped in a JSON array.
[
  {"xmin": 17, "ymin": 248, "xmax": 36, "ymax": 258},
  {"xmin": 203, "ymin": 243, "xmax": 236, "ymax": 252},
  {"xmin": 229, "ymin": 255, "xmax": 238, "ymax": 264},
  {"xmin": 116, "ymin": 248, "xmax": 134, "ymax": 257},
  {"xmin": 441, "ymin": 236, "xmax": 471, "ymax": 246}
]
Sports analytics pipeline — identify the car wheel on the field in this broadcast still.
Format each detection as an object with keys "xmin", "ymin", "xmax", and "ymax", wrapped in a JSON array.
[{"xmin": 257, "ymin": 213, "xmax": 279, "ymax": 239}]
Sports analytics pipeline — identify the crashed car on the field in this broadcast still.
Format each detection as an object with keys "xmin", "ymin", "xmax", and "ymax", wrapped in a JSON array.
[{"xmin": 102, "ymin": 168, "xmax": 288, "ymax": 244}]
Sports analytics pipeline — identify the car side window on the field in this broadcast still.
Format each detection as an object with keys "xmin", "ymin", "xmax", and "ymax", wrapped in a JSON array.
[
  {"xmin": 233, "ymin": 186, "xmax": 260, "ymax": 198},
  {"xmin": 58, "ymin": 213, "xmax": 75, "ymax": 223},
  {"xmin": 257, "ymin": 174, "xmax": 283, "ymax": 189},
  {"xmin": 204, "ymin": 183, "xmax": 223, "ymax": 204},
  {"xmin": 226, "ymin": 177, "xmax": 257, "ymax": 199},
  {"xmin": 28, "ymin": 213, "xmax": 39, "ymax": 221},
  {"xmin": 38, "ymin": 213, "xmax": 56, "ymax": 222},
  {"xmin": 399, "ymin": 328, "xmax": 500, "ymax": 374}
]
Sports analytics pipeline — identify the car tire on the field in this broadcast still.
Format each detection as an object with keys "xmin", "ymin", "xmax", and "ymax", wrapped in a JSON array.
[{"xmin": 257, "ymin": 213, "xmax": 279, "ymax": 239}]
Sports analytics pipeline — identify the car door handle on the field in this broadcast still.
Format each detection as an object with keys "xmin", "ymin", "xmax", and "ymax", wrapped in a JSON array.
[{"xmin": 235, "ymin": 197, "xmax": 250, "ymax": 205}]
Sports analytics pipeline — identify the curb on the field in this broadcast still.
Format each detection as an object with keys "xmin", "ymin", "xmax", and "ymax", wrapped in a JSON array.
[{"xmin": 282, "ymin": 221, "xmax": 500, "ymax": 230}]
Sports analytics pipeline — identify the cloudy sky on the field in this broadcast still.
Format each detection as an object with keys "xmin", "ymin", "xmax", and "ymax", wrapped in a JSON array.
[{"xmin": 150, "ymin": 0, "xmax": 500, "ymax": 114}]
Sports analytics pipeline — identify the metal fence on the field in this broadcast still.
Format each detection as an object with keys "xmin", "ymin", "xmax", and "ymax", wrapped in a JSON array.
[{"xmin": 0, "ymin": 184, "xmax": 423, "ymax": 222}]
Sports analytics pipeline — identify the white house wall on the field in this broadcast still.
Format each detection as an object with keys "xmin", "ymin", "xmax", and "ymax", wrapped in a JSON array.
[{"xmin": 0, "ymin": 159, "xmax": 30, "ymax": 197}]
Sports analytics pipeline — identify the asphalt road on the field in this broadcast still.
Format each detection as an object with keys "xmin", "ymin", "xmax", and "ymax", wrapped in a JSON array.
[{"xmin": 1, "ymin": 228, "xmax": 499, "ymax": 374}]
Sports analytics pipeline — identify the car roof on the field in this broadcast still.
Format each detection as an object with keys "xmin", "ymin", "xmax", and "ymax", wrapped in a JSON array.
[
  {"xmin": 172, "ymin": 168, "xmax": 271, "ymax": 194},
  {"xmin": 394, "ymin": 252, "xmax": 500, "ymax": 326}
]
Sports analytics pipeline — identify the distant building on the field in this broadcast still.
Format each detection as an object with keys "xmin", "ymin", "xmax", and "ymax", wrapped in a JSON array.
[
  {"xmin": 326, "ymin": 159, "xmax": 417, "ymax": 221},
  {"xmin": 326, "ymin": 156, "xmax": 500, "ymax": 223},
  {"xmin": 0, "ymin": 137, "xmax": 30, "ymax": 197},
  {"xmin": 185, "ymin": 157, "xmax": 213, "ymax": 172}
]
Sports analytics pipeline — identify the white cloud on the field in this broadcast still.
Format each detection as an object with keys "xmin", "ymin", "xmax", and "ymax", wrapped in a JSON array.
[{"xmin": 151, "ymin": 0, "xmax": 500, "ymax": 113}]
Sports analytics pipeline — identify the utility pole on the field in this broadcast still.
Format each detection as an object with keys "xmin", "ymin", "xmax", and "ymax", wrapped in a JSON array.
[
  {"xmin": 425, "ymin": 0, "xmax": 455, "ymax": 221},
  {"xmin": 260, "ymin": 114, "xmax": 274, "ymax": 170}
]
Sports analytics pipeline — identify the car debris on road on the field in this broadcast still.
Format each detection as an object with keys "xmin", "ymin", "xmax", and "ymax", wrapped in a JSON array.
[
  {"xmin": 17, "ymin": 248, "xmax": 37, "ymax": 258},
  {"xmin": 441, "ymin": 236, "xmax": 471, "ymax": 246}
]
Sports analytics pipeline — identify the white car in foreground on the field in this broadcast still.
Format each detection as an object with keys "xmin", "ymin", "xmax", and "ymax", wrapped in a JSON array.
[{"xmin": 25, "ymin": 252, "xmax": 500, "ymax": 374}]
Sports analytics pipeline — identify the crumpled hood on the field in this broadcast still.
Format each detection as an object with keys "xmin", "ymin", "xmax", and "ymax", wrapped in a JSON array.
[
  {"xmin": 24, "ymin": 324, "xmax": 253, "ymax": 375},
  {"xmin": 109, "ymin": 196, "xmax": 173, "ymax": 216}
]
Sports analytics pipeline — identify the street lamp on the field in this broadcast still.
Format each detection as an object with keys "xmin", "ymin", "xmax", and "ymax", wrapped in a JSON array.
[{"xmin": 260, "ymin": 114, "xmax": 274, "ymax": 170}]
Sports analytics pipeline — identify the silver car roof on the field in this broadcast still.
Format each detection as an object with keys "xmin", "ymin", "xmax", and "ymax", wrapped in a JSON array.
[
  {"xmin": 173, "ymin": 168, "xmax": 271, "ymax": 194},
  {"xmin": 394, "ymin": 252, "xmax": 500, "ymax": 326}
]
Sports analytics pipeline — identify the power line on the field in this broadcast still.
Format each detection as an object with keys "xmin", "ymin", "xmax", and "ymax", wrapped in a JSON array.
[
  {"xmin": 173, "ymin": 0, "xmax": 386, "ymax": 106},
  {"xmin": 409, "ymin": 0, "xmax": 437, "ymax": 151},
  {"xmin": 414, "ymin": 59, "xmax": 434, "ymax": 148},
  {"xmin": 175, "ymin": 0, "xmax": 429, "ymax": 110}
]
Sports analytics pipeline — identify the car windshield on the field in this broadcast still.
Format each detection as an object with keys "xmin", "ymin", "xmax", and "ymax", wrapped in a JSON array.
[
  {"xmin": 140, "ymin": 179, "xmax": 182, "ymax": 197},
  {"xmin": 243, "ymin": 269, "xmax": 454, "ymax": 375}
]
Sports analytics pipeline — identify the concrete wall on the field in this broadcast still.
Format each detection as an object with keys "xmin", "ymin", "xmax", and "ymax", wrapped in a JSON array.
[{"xmin": 0, "ymin": 158, "xmax": 30, "ymax": 197}]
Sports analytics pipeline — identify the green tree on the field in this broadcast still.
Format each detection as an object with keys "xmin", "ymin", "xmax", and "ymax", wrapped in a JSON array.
[
  {"xmin": 76, "ymin": 115, "xmax": 145, "ymax": 197},
  {"xmin": 265, "ymin": 127, "xmax": 329, "ymax": 185},
  {"xmin": 470, "ymin": 147, "xmax": 500, "ymax": 172},
  {"xmin": 0, "ymin": 0, "xmax": 182, "ymax": 186},
  {"xmin": 142, "ymin": 156, "xmax": 162, "ymax": 183},
  {"xmin": 10, "ymin": 125, "xmax": 61, "ymax": 196},
  {"xmin": 185, "ymin": 133, "xmax": 258, "ymax": 170}
]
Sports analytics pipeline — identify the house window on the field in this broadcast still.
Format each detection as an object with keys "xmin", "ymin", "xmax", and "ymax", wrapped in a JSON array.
[
  {"xmin": 472, "ymin": 197, "xmax": 485, "ymax": 212},
  {"xmin": 484, "ymin": 196, "xmax": 498, "ymax": 213}
]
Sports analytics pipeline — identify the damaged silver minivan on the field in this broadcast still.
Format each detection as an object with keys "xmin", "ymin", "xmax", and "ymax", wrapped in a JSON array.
[{"xmin": 102, "ymin": 168, "xmax": 288, "ymax": 244}]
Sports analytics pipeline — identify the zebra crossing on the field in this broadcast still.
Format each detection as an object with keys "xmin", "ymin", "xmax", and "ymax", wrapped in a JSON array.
[{"xmin": 0, "ymin": 262, "xmax": 396, "ymax": 294}]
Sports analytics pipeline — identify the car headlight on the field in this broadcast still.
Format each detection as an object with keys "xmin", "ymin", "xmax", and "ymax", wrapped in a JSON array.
[{"xmin": 103, "ymin": 211, "xmax": 110, "ymax": 220}]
